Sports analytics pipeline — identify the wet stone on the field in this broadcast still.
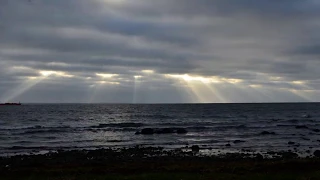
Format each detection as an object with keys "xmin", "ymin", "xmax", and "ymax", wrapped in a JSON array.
[
  {"xmin": 191, "ymin": 145, "xmax": 200, "ymax": 152},
  {"xmin": 314, "ymin": 150, "xmax": 320, "ymax": 157}
]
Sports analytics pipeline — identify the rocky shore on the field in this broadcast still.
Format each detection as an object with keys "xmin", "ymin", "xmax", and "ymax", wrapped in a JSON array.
[{"xmin": 1, "ymin": 146, "xmax": 320, "ymax": 179}]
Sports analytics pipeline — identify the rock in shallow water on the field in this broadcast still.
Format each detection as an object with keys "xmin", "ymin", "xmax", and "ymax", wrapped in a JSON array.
[
  {"xmin": 233, "ymin": 140, "xmax": 246, "ymax": 144},
  {"xmin": 140, "ymin": 128, "xmax": 154, "ymax": 135},
  {"xmin": 288, "ymin": 141, "xmax": 295, "ymax": 145},
  {"xmin": 157, "ymin": 128, "xmax": 174, "ymax": 134},
  {"xmin": 136, "ymin": 128, "xmax": 188, "ymax": 135},
  {"xmin": 260, "ymin": 131, "xmax": 276, "ymax": 135},
  {"xmin": 176, "ymin": 128, "xmax": 188, "ymax": 134}
]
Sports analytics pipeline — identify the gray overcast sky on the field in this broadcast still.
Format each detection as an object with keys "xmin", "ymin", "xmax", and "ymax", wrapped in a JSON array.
[{"xmin": 1, "ymin": 0, "xmax": 319, "ymax": 103}]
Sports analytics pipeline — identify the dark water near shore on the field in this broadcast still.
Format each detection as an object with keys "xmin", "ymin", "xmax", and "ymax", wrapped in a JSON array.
[{"xmin": 1, "ymin": 103, "xmax": 320, "ymax": 156}]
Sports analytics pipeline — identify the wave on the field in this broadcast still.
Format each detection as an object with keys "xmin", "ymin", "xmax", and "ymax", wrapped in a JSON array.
[
  {"xmin": 129, "ymin": 114, "xmax": 173, "ymax": 119},
  {"xmin": 20, "ymin": 128, "xmax": 72, "ymax": 135},
  {"xmin": 0, "ymin": 125, "xmax": 71, "ymax": 131},
  {"xmin": 9, "ymin": 146, "xmax": 49, "ymax": 150},
  {"xmin": 89, "ymin": 123, "xmax": 145, "ymax": 128}
]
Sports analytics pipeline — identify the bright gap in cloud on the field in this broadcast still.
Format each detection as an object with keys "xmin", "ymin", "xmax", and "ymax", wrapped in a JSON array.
[
  {"xmin": 166, "ymin": 74, "xmax": 221, "ymax": 84},
  {"xmin": 39, "ymin": 70, "xmax": 73, "ymax": 77},
  {"xmin": 96, "ymin": 73, "xmax": 118, "ymax": 78},
  {"xmin": 141, "ymin": 70, "xmax": 154, "ymax": 74},
  {"xmin": 165, "ymin": 74, "xmax": 229, "ymax": 103},
  {"xmin": 98, "ymin": 0, "xmax": 126, "ymax": 6}
]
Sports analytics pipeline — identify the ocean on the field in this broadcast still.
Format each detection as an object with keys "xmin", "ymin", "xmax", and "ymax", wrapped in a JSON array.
[{"xmin": 0, "ymin": 103, "xmax": 319, "ymax": 156}]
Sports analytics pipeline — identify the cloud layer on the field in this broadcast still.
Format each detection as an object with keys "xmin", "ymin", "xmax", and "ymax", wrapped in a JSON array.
[{"xmin": 1, "ymin": 0, "xmax": 319, "ymax": 103}]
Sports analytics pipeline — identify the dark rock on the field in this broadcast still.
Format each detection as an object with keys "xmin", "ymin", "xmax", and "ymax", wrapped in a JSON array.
[
  {"xmin": 288, "ymin": 141, "xmax": 295, "ymax": 145},
  {"xmin": 256, "ymin": 153, "xmax": 263, "ymax": 160},
  {"xmin": 306, "ymin": 150, "xmax": 311, "ymax": 153},
  {"xmin": 191, "ymin": 145, "xmax": 200, "ymax": 152},
  {"xmin": 260, "ymin": 131, "xmax": 276, "ymax": 135},
  {"xmin": 225, "ymin": 143, "xmax": 231, "ymax": 147},
  {"xmin": 233, "ymin": 140, "xmax": 246, "ymax": 144},
  {"xmin": 281, "ymin": 151, "xmax": 298, "ymax": 159},
  {"xmin": 176, "ymin": 128, "xmax": 188, "ymax": 134},
  {"xmin": 314, "ymin": 150, "xmax": 320, "ymax": 157},
  {"xmin": 140, "ymin": 128, "xmax": 154, "ymax": 135},
  {"xmin": 295, "ymin": 125, "xmax": 308, "ymax": 129},
  {"xmin": 136, "ymin": 128, "xmax": 188, "ymax": 135},
  {"xmin": 155, "ymin": 128, "xmax": 174, "ymax": 134},
  {"xmin": 301, "ymin": 137, "xmax": 310, "ymax": 141}
]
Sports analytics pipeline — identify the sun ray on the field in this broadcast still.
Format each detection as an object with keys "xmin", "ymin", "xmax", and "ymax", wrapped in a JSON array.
[
  {"xmin": 202, "ymin": 83, "xmax": 228, "ymax": 103},
  {"xmin": 132, "ymin": 75, "xmax": 142, "ymax": 104},
  {"xmin": 1, "ymin": 76, "xmax": 47, "ymax": 102},
  {"xmin": 165, "ymin": 74, "xmax": 227, "ymax": 103},
  {"xmin": 287, "ymin": 81, "xmax": 314, "ymax": 101},
  {"xmin": 289, "ymin": 90, "xmax": 313, "ymax": 101},
  {"xmin": 2, "ymin": 69, "xmax": 75, "ymax": 102},
  {"xmin": 87, "ymin": 74, "xmax": 121, "ymax": 103}
]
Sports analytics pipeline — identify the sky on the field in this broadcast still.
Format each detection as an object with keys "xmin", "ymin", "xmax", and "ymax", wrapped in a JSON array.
[{"xmin": 0, "ymin": 0, "xmax": 320, "ymax": 103}]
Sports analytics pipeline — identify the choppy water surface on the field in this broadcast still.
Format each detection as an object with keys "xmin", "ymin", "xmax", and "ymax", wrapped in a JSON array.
[{"xmin": 1, "ymin": 103, "xmax": 320, "ymax": 155}]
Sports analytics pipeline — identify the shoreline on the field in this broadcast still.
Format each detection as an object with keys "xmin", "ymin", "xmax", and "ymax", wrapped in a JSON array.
[
  {"xmin": 2, "ymin": 146, "xmax": 320, "ymax": 179},
  {"xmin": 1, "ymin": 143, "xmax": 318, "ymax": 157}
]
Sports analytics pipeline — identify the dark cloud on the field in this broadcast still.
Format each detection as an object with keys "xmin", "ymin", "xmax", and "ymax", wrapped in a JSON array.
[{"xmin": 0, "ymin": 0, "xmax": 319, "ymax": 102}]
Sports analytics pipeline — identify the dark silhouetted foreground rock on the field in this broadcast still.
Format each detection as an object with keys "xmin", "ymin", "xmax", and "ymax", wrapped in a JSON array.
[
  {"xmin": 191, "ymin": 145, "xmax": 200, "ymax": 152},
  {"xmin": 280, "ymin": 151, "xmax": 298, "ymax": 159},
  {"xmin": 136, "ymin": 128, "xmax": 188, "ymax": 135},
  {"xmin": 314, "ymin": 150, "xmax": 320, "ymax": 157}
]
